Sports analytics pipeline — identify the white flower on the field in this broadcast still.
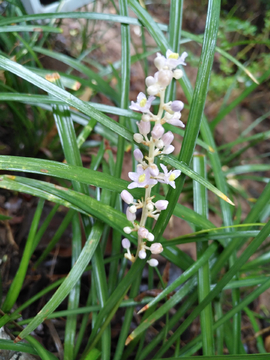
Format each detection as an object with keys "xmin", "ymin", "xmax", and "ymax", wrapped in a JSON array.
[
  {"xmin": 128, "ymin": 165, "xmax": 157, "ymax": 189},
  {"xmin": 138, "ymin": 249, "xmax": 147, "ymax": 259},
  {"xmin": 158, "ymin": 164, "xmax": 181, "ymax": 189},
  {"xmin": 130, "ymin": 92, "xmax": 155, "ymax": 113}
]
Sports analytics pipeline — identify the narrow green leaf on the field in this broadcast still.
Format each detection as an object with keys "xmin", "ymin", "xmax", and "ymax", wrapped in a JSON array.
[{"xmin": 163, "ymin": 155, "xmax": 235, "ymax": 206}]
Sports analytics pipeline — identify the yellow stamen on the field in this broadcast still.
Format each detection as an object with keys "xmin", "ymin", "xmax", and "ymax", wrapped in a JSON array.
[
  {"xmin": 138, "ymin": 174, "xmax": 146, "ymax": 183},
  {"xmin": 169, "ymin": 174, "xmax": 176, "ymax": 182},
  {"xmin": 139, "ymin": 98, "xmax": 147, "ymax": 107},
  {"xmin": 168, "ymin": 52, "xmax": 179, "ymax": 59}
]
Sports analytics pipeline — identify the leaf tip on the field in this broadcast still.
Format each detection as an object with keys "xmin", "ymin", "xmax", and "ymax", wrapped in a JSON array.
[
  {"xmin": 137, "ymin": 304, "xmax": 148, "ymax": 314},
  {"xmin": 14, "ymin": 336, "xmax": 22, "ymax": 343},
  {"xmin": 125, "ymin": 334, "xmax": 134, "ymax": 346},
  {"xmin": 45, "ymin": 73, "xmax": 60, "ymax": 83}
]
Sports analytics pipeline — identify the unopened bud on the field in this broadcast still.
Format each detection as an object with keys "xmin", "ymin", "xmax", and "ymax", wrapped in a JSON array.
[
  {"xmin": 129, "ymin": 205, "xmax": 137, "ymax": 214},
  {"xmin": 173, "ymin": 69, "xmax": 183, "ymax": 79},
  {"xmin": 138, "ymin": 250, "xmax": 147, "ymax": 259},
  {"xmin": 121, "ymin": 190, "xmax": 133, "ymax": 204},
  {"xmin": 126, "ymin": 208, "xmax": 136, "ymax": 222},
  {"xmin": 122, "ymin": 238, "xmax": 131, "ymax": 249},
  {"xmin": 162, "ymin": 145, "xmax": 175, "ymax": 154},
  {"xmin": 147, "ymin": 258, "xmax": 159, "ymax": 267},
  {"xmin": 155, "ymin": 200, "xmax": 169, "ymax": 210},
  {"xmin": 154, "ymin": 55, "xmax": 166, "ymax": 70},
  {"xmin": 149, "ymin": 164, "xmax": 159, "ymax": 176},
  {"xmin": 158, "ymin": 69, "xmax": 173, "ymax": 87},
  {"xmin": 123, "ymin": 226, "xmax": 132, "ymax": 234},
  {"xmin": 146, "ymin": 203, "xmax": 154, "ymax": 211},
  {"xmin": 151, "ymin": 124, "xmax": 164, "ymax": 139},
  {"xmin": 134, "ymin": 133, "xmax": 144, "ymax": 143},
  {"xmin": 171, "ymin": 100, "xmax": 184, "ymax": 112},
  {"xmin": 156, "ymin": 140, "xmax": 164, "ymax": 149},
  {"xmin": 138, "ymin": 227, "xmax": 149, "ymax": 239},
  {"xmin": 145, "ymin": 75, "xmax": 155, "ymax": 87},
  {"xmin": 162, "ymin": 131, "xmax": 174, "ymax": 146},
  {"xmin": 147, "ymin": 233, "xmax": 155, "ymax": 242},
  {"xmin": 133, "ymin": 148, "xmax": 143, "ymax": 162},
  {"xmin": 137, "ymin": 120, "xmax": 150, "ymax": 136},
  {"xmin": 150, "ymin": 243, "xmax": 163, "ymax": 254},
  {"xmin": 147, "ymin": 84, "xmax": 160, "ymax": 96}
]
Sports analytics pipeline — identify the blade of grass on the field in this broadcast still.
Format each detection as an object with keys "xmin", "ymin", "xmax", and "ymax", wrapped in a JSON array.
[
  {"xmin": 1, "ymin": 198, "xmax": 44, "ymax": 313},
  {"xmin": 64, "ymin": 213, "xmax": 81, "ymax": 360},
  {"xmin": 193, "ymin": 154, "xmax": 214, "ymax": 356}
]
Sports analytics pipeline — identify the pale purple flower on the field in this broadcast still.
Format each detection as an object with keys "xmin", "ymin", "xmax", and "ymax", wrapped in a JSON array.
[
  {"xmin": 130, "ymin": 92, "xmax": 155, "ymax": 113},
  {"xmin": 159, "ymin": 164, "xmax": 181, "ymax": 189},
  {"xmin": 121, "ymin": 190, "xmax": 133, "ymax": 204},
  {"xmin": 128, "ymin": 165, "xmax": 157, "ymax": 189},
  {"xmin": 155, "ymin": 200, "xmax": 169, "ymax": 210}
]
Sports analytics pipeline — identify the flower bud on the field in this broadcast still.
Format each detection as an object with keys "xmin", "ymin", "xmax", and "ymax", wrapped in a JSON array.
[
  {"xmin": 150, "ymin": 243, "xmax": 163, "ymax": 254},
  {"xmin": 173, "ymin": 69, "xmax": 183, "ymax": 79},
  {"xmin": 121, "ymin": 190, "xmax": 133, "ymax": 204},
  {"xmin": 151, "ymin": 124, "xmax": 164, "ymax": 139},
  {"xmin": 133, "ymin": 133, "xmax": 144, "ymax": 143},
  {"xmin": 154, "ymin": 55, "xmax": 166, "ymax": 70},
  {"xmin": 133, "ymin": 148, "xmax": 143, "ymax": 162},
  {"xmin": 138, "ymin": 227, "xmax": 149, "ymax": 239},
  {"xmin": 147, "ymin": 84, "xmax": 160, "ymax": 96},
  {"xmin": 126, "ymin": 208, "xmax": 136, "ymax": 222},
  {"xmin": 137, "ymin": 121, "xmax": 150, "ymax": 136},
  {"xmin": 171, "ymin": 100, "xmax": 184, "ymax": 112},
  {"xmin": 149, "ymin": 164, "xmax": 159, "ymax": 176},
  {"xmin": 123, "ymin": 226, "xmax": 132, "ymax": 234},
  {"xmin": 122, "ymin": 238, "xmax": 130, "ymax": 249},
  {"xmin": 155, "ymin": 200, "xmax": 169, "ymax": 210},
  {"xmin": 158, "ymin": 69, "xmax": 173, "ymax": 87},
  {"xmin": 146, "ymin": 203, "xmax": 154, "ymax": 211},
  {"xmin": 147, "ymin": 233, "xmax": 155, "ymax": 242},
  {"xmin": 129, "ymin": 205, "xmax": 137, "ymax": 214},
  {"xmin": 138, "ymin": 249, "xmax": 147, "ymax": 259},
  {"xmin": 147, "ymin": 258, "xmax": 159, "ymax": 267},
  {"xmin": 145, "ymin": 75, "xmax": 155, "ymax": 87},
  {"xmin": 162, "ymin": 145, "xmax": 175, "ymax": 154},
  {"xmin": 162, "ymin": 131, "xmax": 174, "ymax": 146},
  {"xmin": 156, "ymin": 140, "xmax": 164, "ymax": 149}
]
